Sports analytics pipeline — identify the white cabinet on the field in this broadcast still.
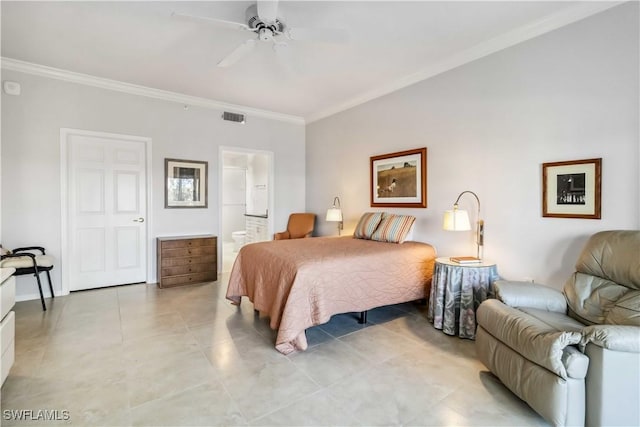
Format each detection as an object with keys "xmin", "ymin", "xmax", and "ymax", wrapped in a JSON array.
[
  {"xmin": 1, "ymin": 311, "xmax": 15, "ymax": 384},
  {"xmin": 0, "ymin": 268, "xmax": 16, "ymax": 385},
  {"xmin": 245, "ymin": 216, "xmax": 269, "ymax": 243}
]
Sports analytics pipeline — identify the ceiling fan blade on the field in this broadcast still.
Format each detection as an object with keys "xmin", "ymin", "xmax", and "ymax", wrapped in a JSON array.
[
  {"xmin": 217, "ymin": 39, "xmax": 256, "ymax": 67},
  {"xmin": 257, "ymin": 0, "xmax": 279, "ymax": 25},
  {"xmin": 171, "ymin": 12, "xmax": 251, "ymax": 32},
  {"xmin": 286, "ymin": 27, "xmax": 349, "ymax": 44}
]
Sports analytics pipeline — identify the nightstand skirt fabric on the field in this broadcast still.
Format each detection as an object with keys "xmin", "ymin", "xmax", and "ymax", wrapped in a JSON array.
[{"xmin": 427, "ymin": 262, "xmax": 499, "ymax": 338}]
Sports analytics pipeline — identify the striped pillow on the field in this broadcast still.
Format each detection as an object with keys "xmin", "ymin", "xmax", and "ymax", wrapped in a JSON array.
[
  {"xmin": 370, "ymin": 214, "xmax": 416, "ymax": 243},
  {"xmin": 353, "ymin": 212, "xmax": 385, "ymax": 239}
]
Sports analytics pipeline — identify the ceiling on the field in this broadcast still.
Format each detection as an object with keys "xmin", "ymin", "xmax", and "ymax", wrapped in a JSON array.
[{"xmin": 0, "ymin": 1, "xmax": 618, "ymax": 122}]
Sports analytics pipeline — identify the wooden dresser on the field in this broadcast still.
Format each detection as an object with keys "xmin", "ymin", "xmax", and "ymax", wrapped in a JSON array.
[{"xmin": 156, "ymin": 235, "xmax": 217, "ymax": 288}]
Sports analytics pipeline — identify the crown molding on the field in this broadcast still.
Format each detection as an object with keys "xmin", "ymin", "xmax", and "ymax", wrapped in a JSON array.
[
  {"xmin": 1, "ymin": 57, "xmax": 306, "ymax": 125},
  {"xmin": 1, "ymin": 1, "xmax": 623, "ymax": 126},
  {"xmin": 306, "ymin": 1, "xmax": 624, "ymax": 124}
]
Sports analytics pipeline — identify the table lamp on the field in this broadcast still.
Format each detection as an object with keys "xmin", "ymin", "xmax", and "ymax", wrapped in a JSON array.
[{"xmin": 443, "ymin": 190, "xmax": 484, "ymax": 260}]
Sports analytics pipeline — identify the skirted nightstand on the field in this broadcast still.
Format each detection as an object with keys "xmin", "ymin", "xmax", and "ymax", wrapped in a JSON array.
[{"xmin": 427, "ymin": 257, "xmax": 499, "ymax": 339}]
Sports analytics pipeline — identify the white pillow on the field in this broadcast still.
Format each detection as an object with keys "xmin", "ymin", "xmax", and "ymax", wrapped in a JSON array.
[{"xmin": 403, "ymin": 223, "xmax": 415, "ymax": 242}]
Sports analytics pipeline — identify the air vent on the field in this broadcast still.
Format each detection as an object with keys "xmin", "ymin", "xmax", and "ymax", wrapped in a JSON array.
[{"xmin": 222, "ymin": 112, "xmax": 246, "ymax": 124}]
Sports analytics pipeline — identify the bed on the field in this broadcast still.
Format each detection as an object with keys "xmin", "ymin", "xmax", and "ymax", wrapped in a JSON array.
[{"xmin": 226, "ymin": 236, "xmax": 437, "ymax": 354}]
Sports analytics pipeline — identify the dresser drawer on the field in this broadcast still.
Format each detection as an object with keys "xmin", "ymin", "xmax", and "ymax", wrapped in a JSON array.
[
  {"xmin": 160, "ymin": 271, "xmax": 217, "ymax": 288},
  {"xmin": 161, "ymin": 238, "xmax": 216, "ymax": 250},
  {"xmin": 1, "ymin": 334, "xmax": 14, "ymax": 386},
  {"xmin": 1, "ymin": 310, "xmax": 15, "ymax": 359},
  {"xmin": 162, "ymin": 246, "xmax": 216, "ymax": 258},
  {"xmin": 0, "ymin": 275, "xmax": 16, "ymax": 321},
  {"xmin": 160, "ymin": 255, "xmax": 216, "ymax": 268},
  {"xmin": 161, "ymin": 263, "xmax": 215, "ymax": 277}
]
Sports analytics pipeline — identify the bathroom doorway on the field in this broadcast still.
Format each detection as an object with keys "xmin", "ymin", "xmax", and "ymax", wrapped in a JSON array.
[{"xmin": 219, "ymin": 148, "xmax": 274, "ymax": 273}]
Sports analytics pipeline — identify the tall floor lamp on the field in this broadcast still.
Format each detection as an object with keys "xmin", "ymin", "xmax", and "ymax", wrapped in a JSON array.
[{"xmin": 442, "ymin": 190, "xmax": 484, "ymax": 259}]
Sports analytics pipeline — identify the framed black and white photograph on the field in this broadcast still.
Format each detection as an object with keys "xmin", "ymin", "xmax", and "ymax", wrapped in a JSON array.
[
  {"xmin": 542, "ymin": 158, "xmax": 601, "ymax": 219},
  {"xmin": 165, "ymin": 158, "xmax": 208, "ymax": 208},
  {"xmin": 370, "ymin": 147, "xmax": 427, "ymax": 208}
]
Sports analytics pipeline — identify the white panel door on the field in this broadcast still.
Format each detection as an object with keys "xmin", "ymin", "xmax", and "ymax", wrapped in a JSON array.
[{"xmin": 67, "ymin": 133, "xmax": 147, "ymax": 290}]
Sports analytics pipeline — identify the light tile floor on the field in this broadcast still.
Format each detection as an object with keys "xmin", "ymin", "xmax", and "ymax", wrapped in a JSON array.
[
  {"xmin": 222, "ymin": 242, "xmax": 239, "ymax": 274},
  {"xmin": 1, "ymin": 276, "xmax": 549, "ymax": 426}
]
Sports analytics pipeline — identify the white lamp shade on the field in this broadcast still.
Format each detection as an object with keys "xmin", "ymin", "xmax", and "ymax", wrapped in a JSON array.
[
  {"xmin": 443, "ymin": 209, "xmax": 471, "ymax": 231},
  {"xmin": 326, "ymin": 208, "xmax": 343, "ymax": 222}
]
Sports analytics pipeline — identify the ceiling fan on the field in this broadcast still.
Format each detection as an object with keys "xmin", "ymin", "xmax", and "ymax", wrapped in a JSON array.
[{"xmin": 172, "ymin": 0, "xmax": 348, "ymax": 68}]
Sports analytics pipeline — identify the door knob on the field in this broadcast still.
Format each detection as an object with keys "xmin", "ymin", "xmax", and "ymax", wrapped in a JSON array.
[{"xmin": 133, "ymin": 217, "xmax": 145, "ymax": 223}]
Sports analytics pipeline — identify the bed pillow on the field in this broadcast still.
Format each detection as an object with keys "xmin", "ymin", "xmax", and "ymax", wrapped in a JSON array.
[
  {"xmin": 370, "ymin": 214, "xmax": 416, "ymax": 243},
  {"xmin": 404, "ymin": 223, "xmax": 415, "ymax": 242},
  {"xmin": 353, "ymin": 212, "xmax": 385, "ymax": 239}
]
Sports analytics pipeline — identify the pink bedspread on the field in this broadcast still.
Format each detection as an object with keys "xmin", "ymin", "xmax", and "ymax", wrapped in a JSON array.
[{"xmin": 226, "ymin": 236, "xmax": 436, "ymax": 354}]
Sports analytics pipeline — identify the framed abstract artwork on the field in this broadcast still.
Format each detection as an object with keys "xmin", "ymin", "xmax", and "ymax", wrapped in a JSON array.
[
  {"xmin": 542, "ymin": 158, "xmax": 601, "ymax": 219},
  {"xmin": 165, "ymin": 158, "xmax": 208, "ymax": 208},
  {"xmin": 370, "ymin": 147, "xmax": 427, "ymax": 208}
]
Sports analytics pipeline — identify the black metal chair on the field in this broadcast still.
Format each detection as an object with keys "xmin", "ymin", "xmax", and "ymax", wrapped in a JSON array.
[{"xmin": 0, "ymin": 246, "xmax": 55, "ymax": 310}]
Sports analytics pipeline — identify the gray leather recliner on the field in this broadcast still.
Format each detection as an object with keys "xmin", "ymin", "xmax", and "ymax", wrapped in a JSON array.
[{"xmin": 476, "ymin": 230, "xmax": 640, "ymax": 427}]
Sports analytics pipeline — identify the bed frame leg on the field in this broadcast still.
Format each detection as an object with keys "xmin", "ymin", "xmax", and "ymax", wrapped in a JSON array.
[{"xmin": 359, "ymin": 311, "xmax": 368, "ymax": 324}]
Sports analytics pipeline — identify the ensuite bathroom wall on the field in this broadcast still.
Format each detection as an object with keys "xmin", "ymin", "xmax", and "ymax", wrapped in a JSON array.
[
  {"xmin": 221, "ymin": 150, "xmax": 271, "ymax": 272},
  {"xmin": 222, "ymin": 167, "xmax": 247, "ymax": 243}
]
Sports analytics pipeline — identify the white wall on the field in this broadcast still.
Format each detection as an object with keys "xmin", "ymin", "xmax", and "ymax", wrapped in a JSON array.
[
  {"xmin": 306, "ymin": 3, "xmax": 639, "ymax": 288},
  {"xmin": 222, "ymin": 167, "xmax": 247, "ymax": 242},
  {"xmin": 246, "ymin": 153, "xmax": 269, "ymax": 216},
  {"xmin": 1, "ymin": 71, "xmax": 305, "ymax": 299}
]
